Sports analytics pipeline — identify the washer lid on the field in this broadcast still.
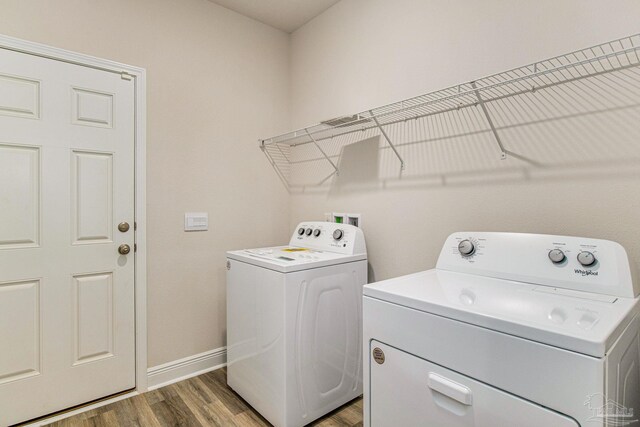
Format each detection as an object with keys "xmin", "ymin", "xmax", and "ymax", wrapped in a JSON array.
[
  {"xmin": 227, "ymin": 246, "xmax": 366, "ymax": 273},
  {"xmin": 364, "ymin": 269, "xmax": 640, "ymax": 357}
]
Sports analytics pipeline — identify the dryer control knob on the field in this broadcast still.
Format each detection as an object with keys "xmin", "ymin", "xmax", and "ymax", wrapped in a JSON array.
[
  {"xmin": 577, "ymin": 251, "xmax": 596, "ymax": 267},
  {"xmin": 458, "ymin": 239, "xmax": 475, "ymax": 257},
  {"xmin": 548, "ymin": 249, "xmax": 566, "ymax": 264},
  {"xmin": 333, "ymin": 229, "xmax": 344, "ymax": 241},
  {"xmin": 313, "ymin": 229, "xmax": 321, "ymax": 237},
  {"xmin": 305, "ymin": 228, "xmax": 313, "ymax": 236},
  {"xmin": 298, "ymin": 228, "xmax": 305, "ymax": 236}
]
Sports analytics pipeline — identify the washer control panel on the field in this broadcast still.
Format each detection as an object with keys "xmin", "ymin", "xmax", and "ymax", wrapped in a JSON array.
[
  {"xmin": 290, "ymin": 221, "xmax": 366, "ymax": 255},
  {"xmin": 437, "ymin": 232, "xmax": 636, "ymax": 298}
]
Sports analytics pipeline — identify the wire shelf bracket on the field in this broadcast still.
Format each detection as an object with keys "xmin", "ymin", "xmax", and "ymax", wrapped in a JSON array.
[
  {"xmin": 305, "ymin": 129, "xmax": 339, "ymax": 175},
  {"xmin": 370, "ymin": 110, "xmax": 405, "ymax": 170},
  {"xmin": 470, "ymin": 81, "xmax": 507, "ymax": 160}
]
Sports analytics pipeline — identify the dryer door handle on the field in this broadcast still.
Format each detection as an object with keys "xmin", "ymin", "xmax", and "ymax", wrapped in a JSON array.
[{"xmin": 427, "ymin": 372, "xmax": 473, "ymax": 406}]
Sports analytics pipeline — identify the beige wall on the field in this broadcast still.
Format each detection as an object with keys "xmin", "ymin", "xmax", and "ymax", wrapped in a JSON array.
[
  {"xmin": 2, "ymin": 0, "xmax": 640, "ymax": 370},
  {"xmin": 289, "ymin": 0, "xmax": 640, "ymax": 283},
  {"xmin": 0, "ymin": 0, "xmax": 292, "ymax": 367}
]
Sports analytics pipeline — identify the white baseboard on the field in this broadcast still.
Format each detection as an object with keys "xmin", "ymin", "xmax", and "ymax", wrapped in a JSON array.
[{"xmin": 147, "ymin": 347, "xmax": 227, "ymax": 390}]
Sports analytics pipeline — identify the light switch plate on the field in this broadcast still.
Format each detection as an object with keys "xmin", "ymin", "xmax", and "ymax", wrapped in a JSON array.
[{"xmin": 185, "ymin": 212, "xmax": 208, "ymax": 231}]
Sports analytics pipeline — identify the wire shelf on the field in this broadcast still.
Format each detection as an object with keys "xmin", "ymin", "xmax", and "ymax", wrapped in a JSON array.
[{"xmin": 260, "ymin": 34, "xmax": 640, "ymax": 190}]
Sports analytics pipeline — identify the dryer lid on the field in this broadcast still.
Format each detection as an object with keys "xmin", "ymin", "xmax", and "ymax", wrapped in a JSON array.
[{"xmin": 364, "ymin": 269, "xmax": 639, "ymax": 357}]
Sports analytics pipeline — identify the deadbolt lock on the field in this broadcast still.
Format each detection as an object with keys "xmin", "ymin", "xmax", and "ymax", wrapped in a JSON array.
[
  {"xmin": 118, "ymin": 244, "xmax": 131, "ymax": 255},
  {"xmin": 118, "ymin": 222, "xmax": 130, "ymax": 233}
]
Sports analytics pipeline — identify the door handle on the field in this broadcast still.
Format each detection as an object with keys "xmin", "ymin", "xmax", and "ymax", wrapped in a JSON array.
[
  {"xmin": 118, "ymin": 244, "xmax": 131, "ymax": 255},
  {"xmin": 427, "ymin": 372, "xmax": 473, "ymax": 406}
]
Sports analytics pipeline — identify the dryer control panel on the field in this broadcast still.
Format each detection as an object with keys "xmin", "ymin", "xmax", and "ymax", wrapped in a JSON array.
[
  {"xmin": 436, "ymin": 232, "xmax": 636, "ymax": 298},
  {"xmin": 290, "ymin": 221, "xmax": 366, "ymax": 256}
]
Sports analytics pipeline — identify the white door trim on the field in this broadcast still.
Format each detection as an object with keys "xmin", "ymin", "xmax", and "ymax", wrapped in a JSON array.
[{"xmin": 0, "ymin": 34, "xmax": 148, "ymax": 393}]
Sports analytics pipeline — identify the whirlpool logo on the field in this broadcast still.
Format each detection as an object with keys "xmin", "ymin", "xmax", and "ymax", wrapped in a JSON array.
[{"xmin": 575, "ymin": 269, "xmax": 599, "ymax": 277}]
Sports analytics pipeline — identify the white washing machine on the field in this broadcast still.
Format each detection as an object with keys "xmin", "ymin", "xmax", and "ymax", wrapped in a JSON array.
[
  {"xmin": 363, "ymin": 232, "xmax": 640, "ymax": 427},
  {"xmin": 227, "ymin": 221, "xmax": 367, "ymax": 427}
]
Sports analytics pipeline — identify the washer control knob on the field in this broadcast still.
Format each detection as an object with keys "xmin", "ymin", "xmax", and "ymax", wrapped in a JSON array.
[
  {"xmin": 548, "ymin": 249, "xmax": 566, "ymax": 264},
  {"xmin": 458, "ymin": 240, "xmax": 475, "ymax": 257},
  {"xmin": 333, "ymin": 229, "xmax": 344, "ymax": 241},
  {"xmin": 577, "ymin": 251, "xmax": 596, "ymax": 267},
  {"xmin": 305, "ymin": 228, "xmax": 313, "ymax": 236},
  {"xmin": 298, "ymin": 228, "xmax": 305, "ymax": 236},
  {"xmin": 313, "ymin": 229, "xmax": 321, "ymax": 237}
]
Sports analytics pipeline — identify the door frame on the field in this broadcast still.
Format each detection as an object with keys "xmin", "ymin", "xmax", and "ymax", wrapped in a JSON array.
[{"xmin": 0, "ymin": 34, "xmax": 148, "ymax": 393}]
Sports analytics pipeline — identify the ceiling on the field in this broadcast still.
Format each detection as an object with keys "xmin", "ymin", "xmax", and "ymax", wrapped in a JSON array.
[{"xmin": 208, "ymin": 0, "xmax": 340, "ymax": 33}]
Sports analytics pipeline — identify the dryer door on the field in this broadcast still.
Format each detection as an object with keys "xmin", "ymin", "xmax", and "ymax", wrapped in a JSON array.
[{"xmin": 369, "ymin": 340, "xmax": 579, "ymax": 427}]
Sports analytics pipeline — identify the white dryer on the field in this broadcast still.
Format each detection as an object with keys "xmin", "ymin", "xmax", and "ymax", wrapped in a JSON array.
[
  {"xmin": 363, "ymin": 232, "xmax": 640, "ymax": 427},
  {"xmin": 227, "ymin": 222, "xmax": 367, "ymax": 427}
]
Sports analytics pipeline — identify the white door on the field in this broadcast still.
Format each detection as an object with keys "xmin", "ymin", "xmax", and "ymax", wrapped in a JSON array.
[{"xmin": 0, "ymin": 47, "xmax": 135, "ymax": 425}]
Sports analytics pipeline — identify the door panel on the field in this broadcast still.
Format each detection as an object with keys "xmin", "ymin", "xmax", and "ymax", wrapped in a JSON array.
[
  {"xmin": 71, "ymin": 87, "xmax": 114, "ymax": 128},
  {"xmin": 0, "ymin": 73, "xmax": 40, "ymax": 119},
  {"xmin": 0, "ymin": 279, "xmax": 40, "ymax": 384},
  {"xmin": 73, "ymin": 272, "xmax": 114, "ymax": 365},
  {"xmin": 71, "ymin": 150, "xmax": 114, "ymax": 244},
  {"xmin": 0, "ymin": 47, "xmax": 135, "ymax": 425},
  {"xmin": 0, "ymin": 144, "xmax": 40, "ymax": 248}
]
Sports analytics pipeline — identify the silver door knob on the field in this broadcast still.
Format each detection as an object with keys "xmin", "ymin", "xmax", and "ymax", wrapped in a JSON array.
[
  {"xmin": 118, "ymin": 222, "xmax": 130, "ymax": 232},
  {"xmin": 118, "ymin": 244, "xmax": 131, "ymax": 255}
]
